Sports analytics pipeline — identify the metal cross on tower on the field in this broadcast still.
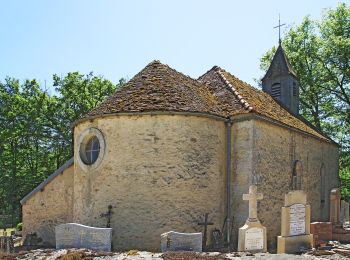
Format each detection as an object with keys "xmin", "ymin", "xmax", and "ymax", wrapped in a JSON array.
[{"xmin": 274, "ymin": 14, "xmax": 286, "ymax": 44}]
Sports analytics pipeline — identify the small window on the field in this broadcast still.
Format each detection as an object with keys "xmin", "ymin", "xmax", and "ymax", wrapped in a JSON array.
[
  {"xmin": 293, "ymin": 82, "xmax": 297, "ymax": 97},
  {"xmin": 84, "ymin": 136, "xmax": 100, "ymax": 165},
  {"xmin": 271, "ymin": 83, "xmax": 281, "ymax": 98},
  {"xmin": 78, "ymin": 127, "xmax": 105, "ymax": 171}
]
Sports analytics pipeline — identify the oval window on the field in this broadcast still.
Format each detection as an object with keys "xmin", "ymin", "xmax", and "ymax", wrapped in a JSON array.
[
  {"xmin": 77, "ymin": 127, "xmax": 105, "ymax": 170},
  {"xmin": 83, "ymin": 136, "xmax": 100, "ymax": 165}
]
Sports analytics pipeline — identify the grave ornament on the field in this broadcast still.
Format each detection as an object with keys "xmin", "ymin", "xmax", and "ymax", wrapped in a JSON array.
[{"xmin": 237, "ymin": 185, "xmax": 267, "ymax": 253}]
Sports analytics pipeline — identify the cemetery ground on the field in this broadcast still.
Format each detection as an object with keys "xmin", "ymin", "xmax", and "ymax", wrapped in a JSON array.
[{"xmin": 1, "ymin": 244, "xmax": 350, "ymax": 260}]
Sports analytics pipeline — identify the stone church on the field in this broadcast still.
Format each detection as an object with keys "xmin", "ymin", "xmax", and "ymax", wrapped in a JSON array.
[{"xmin": 21, "ymin": 44, "xmax": 339, "ymax": 251}]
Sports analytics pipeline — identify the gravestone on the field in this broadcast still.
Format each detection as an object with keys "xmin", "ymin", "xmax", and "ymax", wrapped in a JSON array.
[
  {"xmin": 310, "ymin": 222, "xmax": 333, "ymax": 247},
  {"xmin": 55, "ymin": 223, "xmax": 112, "ymax": 251},
  {"xmin": 160, "ymin": 231, "xmax": 202, "ymax": 252},
  {"xmin": 330, "ymin": 188, "xmax": 341, "ymax": 226},
  {"xmin": 340, "ymin": 199, "xmax": 349, "ymax": 224},
  {"xmin": 277, "ymin": 190, "xmax": 313, "ymax": 253},
  {"xmin": 237, "ymin": 185, "xmax": 267, "ymax": 253}
]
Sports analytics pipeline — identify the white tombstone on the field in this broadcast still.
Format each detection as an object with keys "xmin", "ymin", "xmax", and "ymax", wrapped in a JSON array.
[
  {"xmin": 237, "ymin": 185, "xmax": 267, "ymax": 252},
  {"xmin": 55, "ymin": 223, "xmax": 112, "ymax": 251}
]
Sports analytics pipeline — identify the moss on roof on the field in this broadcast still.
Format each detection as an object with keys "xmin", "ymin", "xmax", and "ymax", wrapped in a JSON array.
[
  {"xmin": 86, "ymin": 60, "xmax": 224, "ymax": 117},
  {"xmin": 81, "ymin": 60, "xmax": 333, "ymax": 143}
]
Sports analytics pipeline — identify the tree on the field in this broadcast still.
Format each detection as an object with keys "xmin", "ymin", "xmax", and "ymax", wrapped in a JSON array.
[
  {"xmin": 260, "ymin": 3, "xmax": 350, "ymax": 199},
  {"xmin": 0, "ymin": 72, "xmax": 125, "ymax": 225}
]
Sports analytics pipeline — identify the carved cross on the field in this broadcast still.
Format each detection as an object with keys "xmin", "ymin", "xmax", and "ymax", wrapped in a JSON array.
[
  {"xmin": 198, "ymin": 213, "xmax": 214, "ymax": 250},
  {"xmin": 243, "ymin": 185, "xmax": 263, "ymax": 221},
  {"xmin": 100, "ymin": 205, "xmax": 113, "ymax": 228}
]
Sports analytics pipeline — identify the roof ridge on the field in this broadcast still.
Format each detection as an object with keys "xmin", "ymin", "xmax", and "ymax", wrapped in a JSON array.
[{"xmin": 216, "ymin": 69, "xmax": 254, "ymax": 112}]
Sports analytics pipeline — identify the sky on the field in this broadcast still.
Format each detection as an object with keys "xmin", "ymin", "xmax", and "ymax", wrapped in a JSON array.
[{"xmin": 0, "ymin": 0, "xmax": 348, "ymax": 93}]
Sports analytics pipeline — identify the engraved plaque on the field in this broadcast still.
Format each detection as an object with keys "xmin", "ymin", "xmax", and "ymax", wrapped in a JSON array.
[
  {"xmin": 244, "ymin": 227, "xmax": 264, "ymax": 251},
  {"xmin": 289, "ymin": 203, "xmax": 305, "ymax": 236}
]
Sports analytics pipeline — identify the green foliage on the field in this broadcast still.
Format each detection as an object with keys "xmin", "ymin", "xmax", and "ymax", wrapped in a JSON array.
[
  {"xmin": 16, "ymin": 222, "xmax": 22, "ymax": 231},
  {"xmin": 0, "ymin": 72, "xmax": 124, "ymax": 223},
  {"xmin": 260, "ymin": 3, "xmax": 350, "ymax": 200}
]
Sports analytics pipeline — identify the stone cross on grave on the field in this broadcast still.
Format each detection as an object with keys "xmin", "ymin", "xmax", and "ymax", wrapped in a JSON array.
[
  {"xmin": 243, "ymin": 185, "xmax": 263, "ymax": 222},
  {"xmin": 198, "ymin": 213, "xmax": 214, "ymax": 249},
  {"xmin": 100, "ymin": 205, "xmax": 113, "ymax": 228}
]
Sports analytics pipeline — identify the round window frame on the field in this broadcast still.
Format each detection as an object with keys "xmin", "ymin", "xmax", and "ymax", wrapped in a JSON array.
[{"xmin": 77, "ymin": 128, "xmax": 105, "ymax": 171}]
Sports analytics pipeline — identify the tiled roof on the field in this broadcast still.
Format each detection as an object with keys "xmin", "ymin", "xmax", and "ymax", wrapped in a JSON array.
[
  {"xmin": 202, "ymin": 67, "xmax": 330, "ymax": 141},
  {"xmin": 86, "ymin": 61, "xmax": 223, "ymax": 117},
  {"xmin": 80, "ymin": 60, "xmax": 332, "ymax": 143}
]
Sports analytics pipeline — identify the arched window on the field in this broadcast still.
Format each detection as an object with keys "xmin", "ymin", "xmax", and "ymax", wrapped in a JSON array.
[
  {"xmin": 271, "ymin": 83, "xmax": 281, "ymax": 98},
  {"xmin": 292, "ymin": 160, "xmax": 303, "ymax": 190},
  {"xmin": 320, "ymin": 164, "xmax": 326, "ymax": 205}
]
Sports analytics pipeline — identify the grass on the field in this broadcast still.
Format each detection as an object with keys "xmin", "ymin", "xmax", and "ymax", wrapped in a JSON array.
[{"xmin": 0, "ymin": 228, "xmax": 15, "ymax": 236}]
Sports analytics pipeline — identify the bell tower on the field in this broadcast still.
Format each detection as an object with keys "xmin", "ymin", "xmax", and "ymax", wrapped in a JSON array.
[
  {"xmin": 262, "ymin": 43, "xmax": 299, "ymax": 115},
  {"xmin": 262, "ymin": 17, "xmax": 300, "ymax": 115}
]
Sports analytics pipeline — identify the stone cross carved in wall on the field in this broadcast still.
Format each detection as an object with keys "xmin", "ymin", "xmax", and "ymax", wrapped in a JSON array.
[{"xmin": 243, "ymin": 185, "xmax": 263, "ymax": 222}]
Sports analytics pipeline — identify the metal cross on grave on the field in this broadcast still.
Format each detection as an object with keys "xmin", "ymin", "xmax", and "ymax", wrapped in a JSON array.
[
  {"xmin": 198, "ymin": 213, "xmax": 214, "ymax": 250},
  {"xmin": 100, "ymin": 205, "xmax": 113, "ymax": 228},
  {"xmin": 243, "ymin": 185, "xmax": 263, "ymax": 222}
]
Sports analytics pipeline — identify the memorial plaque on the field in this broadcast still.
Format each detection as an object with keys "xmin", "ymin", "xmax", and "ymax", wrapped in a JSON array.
[
  {"xmin": 244, "ymin": 227, "xmax": 264, "ymax": 251},
  {"xmin": 289, "ymin": 203, "xmax": 306, "ymax": 236},
  {"xmin": 161, "ymin": 231, "xmax": 202, "ymax": 252},
  {"xmin": 55, "ymin": 223, "xmax": 112, "ymax": 251}
]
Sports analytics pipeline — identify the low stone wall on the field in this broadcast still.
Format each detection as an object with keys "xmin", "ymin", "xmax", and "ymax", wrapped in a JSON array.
[{"xmin": 21, "ymin": 163, "xmax": 74, "ymax": 246}]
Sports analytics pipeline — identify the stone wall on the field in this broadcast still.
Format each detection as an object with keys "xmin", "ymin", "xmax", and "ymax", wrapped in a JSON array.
[
  {"xmin": 252, "ymin": 119, "xmax": 339, "ymax": 250},
  {"xmin": 230, "ymin": 119, "xmax": 254, "ymax": 248},
  {"xmin": 22, "ymin": 164, "xmax": 74, "ymax": 246},
  {"xmin": 73, "ymin": 114, "xmax": 227, "ymax": 251}
]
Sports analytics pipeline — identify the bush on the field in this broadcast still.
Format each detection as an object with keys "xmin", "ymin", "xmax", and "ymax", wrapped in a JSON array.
[{"xmin": 16, "ymin": 222, "xmax": 22, "ymax": 231}]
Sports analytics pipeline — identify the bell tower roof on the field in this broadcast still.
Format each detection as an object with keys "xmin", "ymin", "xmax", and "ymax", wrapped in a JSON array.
[{"xmin": 262, "ymin": 44, "xmax": 298, "ymax": 81}]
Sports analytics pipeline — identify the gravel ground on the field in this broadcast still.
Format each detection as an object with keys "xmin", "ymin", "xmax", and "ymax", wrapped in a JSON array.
[{"xmin": 0, "ymin": 248, "xmax": 349, "ymax": 260}]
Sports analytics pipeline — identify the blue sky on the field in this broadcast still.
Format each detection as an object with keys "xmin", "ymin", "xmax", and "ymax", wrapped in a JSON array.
[{"xmin": 0, "ymin": 0, "xmax": 348, "ymax": 92}]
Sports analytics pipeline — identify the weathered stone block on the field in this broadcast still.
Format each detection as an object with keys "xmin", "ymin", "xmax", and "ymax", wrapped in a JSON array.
[
  {"xmin": 160, "ymin": 231, "xmax": 202, "ymax": 252},
  {"xmin": 55, "ymin": 223, "xmax": 112, "ymax": 251},
  {"xmin": 310, "ymin": 222, "xmax": 332, "ymax": 246},
  {"xmin": 238, "ymin": 221, "xmax": 267, "ymax": 252},
  {"xmin": 277, "ymin": 234, "xmax": 313, "ymax": 254},
  {"xmin": 277, "ymin": 191, "xmax": 313, "ymax": 253}
]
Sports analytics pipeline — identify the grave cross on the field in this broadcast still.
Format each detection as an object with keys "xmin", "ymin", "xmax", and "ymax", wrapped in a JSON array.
[
  {"xmin": 100, "ymin": 205, "xmax": 113, "ymax": 228},
  {"xmin": 243, "ymin": 185, "xmax": 263, "ymax": 221},
  {"xmin": 198, "ymin": 213, "xmax": 214, "ymax": 249},
  {"xmin": 274, "ymin": 14, "xmax": 286, "ymax": 44}
]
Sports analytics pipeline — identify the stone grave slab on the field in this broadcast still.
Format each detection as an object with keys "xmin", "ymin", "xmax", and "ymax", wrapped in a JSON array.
[
  {"xmin": 237, "ymin": 185, "xmax": 267, "ymax": 253},
  {"xmin": 55, "ymin": 223, "xmax": 112, "ymax": 251},
  {"xmin": 161, "ymin": 231, "xmax": 202, "ymax": 252},
  {"xmin": 310, "ymin": 222, "xmax": 333, "ymax": 247},
  {"xmin": 277, "ymin": 190, "xmax": 313, "ymax": 254}
]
